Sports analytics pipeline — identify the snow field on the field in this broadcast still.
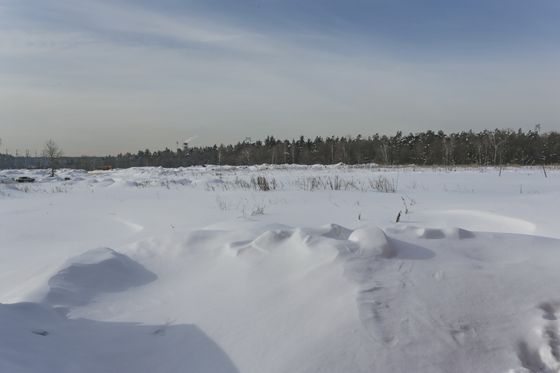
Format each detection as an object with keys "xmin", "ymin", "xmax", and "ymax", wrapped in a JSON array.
[{"xmin": 1, "ymin": 165, "xmax": 560, "ymax": 372}]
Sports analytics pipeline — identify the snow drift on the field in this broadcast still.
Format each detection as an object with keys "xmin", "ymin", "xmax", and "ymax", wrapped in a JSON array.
[{"xmin": 44, "ymin": 247, "xmax": 157, "ymax": 307}]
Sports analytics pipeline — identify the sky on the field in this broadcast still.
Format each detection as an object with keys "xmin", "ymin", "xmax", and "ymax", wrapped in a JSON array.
[{"xmin": 1, "ymin": 0, "xmax": 559, "ymax": 156}]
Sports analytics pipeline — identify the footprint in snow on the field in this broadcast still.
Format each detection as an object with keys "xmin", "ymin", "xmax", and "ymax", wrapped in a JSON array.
[{"xmin": 515, "ymin": 301, "xmax": 560, "ymax": 373}]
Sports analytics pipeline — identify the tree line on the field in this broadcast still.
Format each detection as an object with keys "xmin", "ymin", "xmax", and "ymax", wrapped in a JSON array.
[{"xmin": 1, "ymin": 128, "xmax": 559, "ymax": 170}]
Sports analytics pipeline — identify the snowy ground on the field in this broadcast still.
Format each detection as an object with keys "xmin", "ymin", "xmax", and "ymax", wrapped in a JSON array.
[{"xmin": 1, "ymin": 165, "xmax": 559, "ymax": 373}]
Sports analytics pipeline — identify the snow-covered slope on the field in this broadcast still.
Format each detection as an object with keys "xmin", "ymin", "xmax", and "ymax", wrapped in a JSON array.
[{"xmin": 1, "ymin": 165, "xmax": 559, "ymax": 372}]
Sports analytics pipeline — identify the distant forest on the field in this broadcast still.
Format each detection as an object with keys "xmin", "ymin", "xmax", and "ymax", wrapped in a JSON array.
[{"xmin": 1, "ymin": 128, "xmax": 559, "ymax": 170}]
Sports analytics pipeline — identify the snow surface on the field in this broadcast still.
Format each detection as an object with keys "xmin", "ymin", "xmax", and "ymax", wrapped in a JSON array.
[{"xmin": 1, "ymin": 165, "xmax": 560, "ymax": 373}]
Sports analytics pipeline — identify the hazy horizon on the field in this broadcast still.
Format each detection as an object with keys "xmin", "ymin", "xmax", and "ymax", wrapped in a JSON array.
[{"xmin": 2, "ymin": 0, "xmax": 560, "ymax": 156}]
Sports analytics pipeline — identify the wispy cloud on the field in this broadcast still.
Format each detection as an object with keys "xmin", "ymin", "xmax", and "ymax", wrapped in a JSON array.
[
  {"xmin": 1, "ymin": 0, "xmax": 559, "ymax": 155},
  {"xmin": 1, "ymin": 0, "xmax": 284, "ymax": 58}
]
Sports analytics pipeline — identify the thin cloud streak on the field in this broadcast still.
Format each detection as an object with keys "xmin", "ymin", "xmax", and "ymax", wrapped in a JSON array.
[{"xmin": 1, "ymin": 0, "xmax": 559, "ymax": 155}]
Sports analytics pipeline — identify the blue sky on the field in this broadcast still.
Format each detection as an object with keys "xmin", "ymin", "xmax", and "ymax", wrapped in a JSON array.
[{"xmin": 1, "ymin": 0, "xmax": 559, "ymax": 155}]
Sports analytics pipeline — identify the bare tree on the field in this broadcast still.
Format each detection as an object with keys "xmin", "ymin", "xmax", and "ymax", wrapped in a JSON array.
[
  {"xmin": 489, "ymin": 132, "xmax": 507, "ymax": 165},
  {"xmin": 43, "ymin": 139, "xmax": 63, "ymax": 177},
  {"xmin": 442, "ymin": 136, "xmax": 455, "ymax": 168},
  {"xmin": 379, "ymin": 140, "xmax": 390, "ymax": 165}
]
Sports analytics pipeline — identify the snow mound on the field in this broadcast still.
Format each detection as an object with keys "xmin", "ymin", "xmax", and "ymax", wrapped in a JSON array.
[
  {"xmin": 44, "ymin": 248, "xmax": 157, "ymax": 307},
  {"xmin": 416, "ymin": 227, "xmax": 446, "ymax": 239},
  {"xmin": 408, "ymin": 209, "xmax": 536, "ymax": 235},
  {"xmin": 348, "ymin": 227, "xmax": 395, "ymax": 258},
  {"xmin": 446, "ymin": 227, "xmax": 476, "ymax": 239},
  {"xmin": 316, "ymin": 223, "xmax": 353, "ymax": 240},
  {"xmin": 387, "ymin": 224, "xmax": 476, "ymax": 241},
  {"xmin": 233, "ymin": 229, "xmax": 306, "ymax": 257},
  {"xmin": 250, "ymin": 229, "xmax": 295, "ymax": 250},
  {"xmin": 228, "ymin": 227, "xmax": 343, "ymax": 268},
  {"xmin": 415, "ymin": 227, "xmax": 475, "ymax": 240}
]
